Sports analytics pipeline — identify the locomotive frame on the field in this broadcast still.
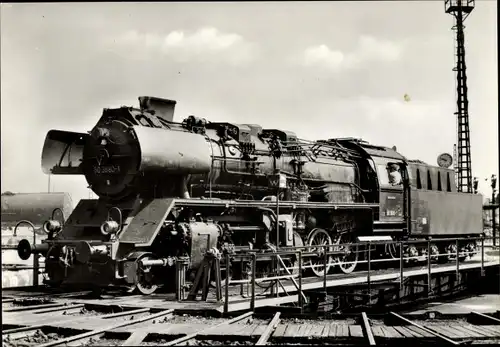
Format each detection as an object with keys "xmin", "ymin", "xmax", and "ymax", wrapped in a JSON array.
[{"xmin": 17, "ymin": 96, "xmax": 484, "ymax": 295}]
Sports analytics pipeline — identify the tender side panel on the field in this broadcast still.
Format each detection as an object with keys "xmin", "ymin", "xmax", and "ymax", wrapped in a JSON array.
[
  {"xmin": 119, "ymin": 198, "xmax": 176, "ymax": 245},
  {"xmin": 411, "ymin": 190, "xmax": 483, "ymax": 236},
  {"xmin": 410, "ymin": 189, "xmax": 428, "ymax": 235}
]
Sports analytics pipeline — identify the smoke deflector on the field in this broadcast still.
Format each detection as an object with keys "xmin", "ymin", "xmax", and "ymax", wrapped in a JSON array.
[{"xmin": 138, "ymin": 96, "xmax": 177, "ymax": 122}]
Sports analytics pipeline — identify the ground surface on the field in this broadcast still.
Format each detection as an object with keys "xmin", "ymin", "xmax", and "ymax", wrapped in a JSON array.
[{"xmin": 408, "ymin": 294, "xmax": 500, "ymax": 315}]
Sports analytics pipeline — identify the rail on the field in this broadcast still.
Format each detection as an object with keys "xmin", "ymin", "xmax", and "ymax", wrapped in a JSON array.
[{"xmin": 5, "ymin": 300, "xmax": 499, "ymax": 345}]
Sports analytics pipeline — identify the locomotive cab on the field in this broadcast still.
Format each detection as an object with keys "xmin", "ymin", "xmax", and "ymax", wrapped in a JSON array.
[
  {"xmin": 372, "ymin": 157, "xmax": 408, "ymax": 223},
  {"xmin": 335, "ymin": 139, "xmax": 411, "ymax": 234}
]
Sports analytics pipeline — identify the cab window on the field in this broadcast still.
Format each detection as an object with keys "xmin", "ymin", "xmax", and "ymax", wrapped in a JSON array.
[
  {"xmin": 374, "ymin": 158, "xmax": 404, "ymax": 189},
  {"xmin": 427, "ymin": 170, "xmax": 433, "ymax": 190},
  {"xmin": 416, "ymin": 169, "xmax": 422, "ymax": 189}
]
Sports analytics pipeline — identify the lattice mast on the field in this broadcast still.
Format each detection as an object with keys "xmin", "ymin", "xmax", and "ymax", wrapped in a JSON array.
[
  {"xmin": 445, "ymin": 0, "xmax": 475, "ymax": 193},
  {"xmin": 453, "ymin": 144, "xmax": 458, "ymax": 186}
]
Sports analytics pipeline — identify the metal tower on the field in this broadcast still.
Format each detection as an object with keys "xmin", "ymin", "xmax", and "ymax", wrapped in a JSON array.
[
  {"xmin": 445, "ymin": 0, "xmax": 475, "ymax": 193},
  {"xmin": 453, "ymin": 144, "xmax": 458, "ymax": 186}
]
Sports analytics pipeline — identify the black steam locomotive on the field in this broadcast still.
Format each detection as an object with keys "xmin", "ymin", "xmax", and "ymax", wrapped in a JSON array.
[{"xmin": 18, "ymin": 96, "xmax": 483, "ymax": 294}]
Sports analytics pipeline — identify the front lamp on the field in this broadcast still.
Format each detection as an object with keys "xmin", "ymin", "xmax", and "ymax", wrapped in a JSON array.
[
  {"xmin": 43, "ymin": 220, "xmax": 62, "ymax": 234},
  {"xmin": 100, "ymin": 220, "xmax": 120, "ymax": 236}
]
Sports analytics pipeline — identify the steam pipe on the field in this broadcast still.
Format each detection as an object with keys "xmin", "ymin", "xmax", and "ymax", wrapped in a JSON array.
[{"xmin": 140, "ymin": 258, "xmax": 170, "ymax": 267}]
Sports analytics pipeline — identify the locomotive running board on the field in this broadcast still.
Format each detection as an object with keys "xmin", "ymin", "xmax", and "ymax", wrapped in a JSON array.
[
  {"xmin": 173, "ymin": 198, "xmax": 379, "ymax": 210},
  {"xmin": 119, "ymin": 198, "xmax": 379, "ymax": 246},
  {"xmin": 119, "ymin": 198, "xmax": 176, "ymax": 246}
]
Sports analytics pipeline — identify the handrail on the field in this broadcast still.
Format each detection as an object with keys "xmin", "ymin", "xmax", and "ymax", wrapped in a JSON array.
[
  {"xmin": 221, "ymin": 235, "xmax": 498, "ymax": 313},
  {"xmin": 3, "ymin": 232, "xmax": 498, "ymax": 306},
  {"xmin": 223, "ymin": 236, "xmax": 497, "ymax": 268}
]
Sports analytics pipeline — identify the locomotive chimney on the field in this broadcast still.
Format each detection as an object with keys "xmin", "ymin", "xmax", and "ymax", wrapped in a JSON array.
[{"xmin": 138, "ymin": 96, "xmax": 177, "ymax": 122}]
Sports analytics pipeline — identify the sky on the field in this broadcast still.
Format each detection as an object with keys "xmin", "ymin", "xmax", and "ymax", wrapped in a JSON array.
[{"xmin": 1, "ymin": 1, "xmax": 498, "ymax": 206}]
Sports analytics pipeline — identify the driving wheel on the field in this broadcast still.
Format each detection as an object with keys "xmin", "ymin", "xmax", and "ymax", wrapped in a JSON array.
[{"xmin": 306, "ymin": 228, "xmax": 334, "ymax": 277}]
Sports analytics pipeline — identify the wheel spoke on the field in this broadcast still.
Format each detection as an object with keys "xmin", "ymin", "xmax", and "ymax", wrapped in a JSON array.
[
  {"xmin": 306, "ymin": 229, "xmax": 333, "ymax": 277},
  {"xmin": 334, "ymin": 236, "xmax": 358, "ymax": 274}
]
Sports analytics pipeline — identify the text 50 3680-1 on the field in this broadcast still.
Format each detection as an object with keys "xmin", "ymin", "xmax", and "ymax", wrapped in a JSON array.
[{"xmin": 93, "ymin": 165, "xmax": 121, "ymax": 174}]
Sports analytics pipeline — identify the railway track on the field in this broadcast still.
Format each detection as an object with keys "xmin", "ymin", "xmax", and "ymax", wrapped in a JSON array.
[{"xmin": 3, "ymin": 291, "xmax": 500, "ymax": 346}]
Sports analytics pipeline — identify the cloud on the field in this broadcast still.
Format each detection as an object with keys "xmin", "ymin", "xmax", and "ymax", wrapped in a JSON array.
[
  {"xmin": 303, "ymin": 44, "xmax": 345, "ymax": 70},
  {"xmin": 353, "ymin": 95, "xmax": 447, "ymax": 124},
  {"xmin": 300, "ymin": 35, "xmax": 403, "ymax": 71},
  {"xmin": 281, "ymin": 95, "xmax": 454, "ymax": 164},
  {"xmin": 332, "ymin": 96, "xmax": 454, "ymax": 162},
  {"xmin": 109, "ymin": 27, "xmax": 258, "ymax": 66}
]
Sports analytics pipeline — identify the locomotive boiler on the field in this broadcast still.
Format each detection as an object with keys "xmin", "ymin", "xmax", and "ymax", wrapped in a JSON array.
[{"xmin": 17, "ymin": 96, "xmax": 484, "ymax": 294}]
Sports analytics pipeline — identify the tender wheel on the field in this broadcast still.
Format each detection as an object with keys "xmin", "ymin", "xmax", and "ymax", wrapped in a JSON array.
[
  {"xmin": 405, "ymin": 245, "xmax": 419, "ymax": 263},
  {"xmin": 429, "ymin": 244, "xmax": 440, "ymax": 262},
  {"xmin": 445, "ymin": 243, "xmax": 458, "ymax": 262},
  {"xmin": 306, "ymin": 228, "xmax": 333, "ymax": 277},
  {"xmin": 333, "ymin": 234, "xmax": 359, "ymax": 274},
  {"xmin": 465, "ymin": 242, "xmax": 477, "ymax": 259},
  {"xmin": 458, "ymin": 247, "xmax": 468, "ymax": 262}
]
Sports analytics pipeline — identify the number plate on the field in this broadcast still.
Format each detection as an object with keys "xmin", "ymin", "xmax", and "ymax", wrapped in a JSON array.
[
  {"xmin": 93, "ymin": 165, "xmax": 121, "ymax": 174},
  {"xmin": 268, "ymin": 174, "xmax": 287, "ymax": 189}
]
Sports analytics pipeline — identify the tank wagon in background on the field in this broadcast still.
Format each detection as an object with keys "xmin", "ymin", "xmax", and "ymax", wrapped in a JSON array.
[
  {"xmin": 16, "ymin": 96, "xmax": 484, "ymax": 294},
  {"xmin": 1, "ymin": 192, "xmax": 73, "ymax": 228},
  {"xmin": 2, "ymin": 192, "xmax": 73, "ymax": 240}
]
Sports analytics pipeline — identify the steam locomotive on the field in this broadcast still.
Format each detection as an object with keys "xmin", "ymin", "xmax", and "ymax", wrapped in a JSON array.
[{"xmin": 17, "ymin": 96, "xmax": 483, "ymax": 294}]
